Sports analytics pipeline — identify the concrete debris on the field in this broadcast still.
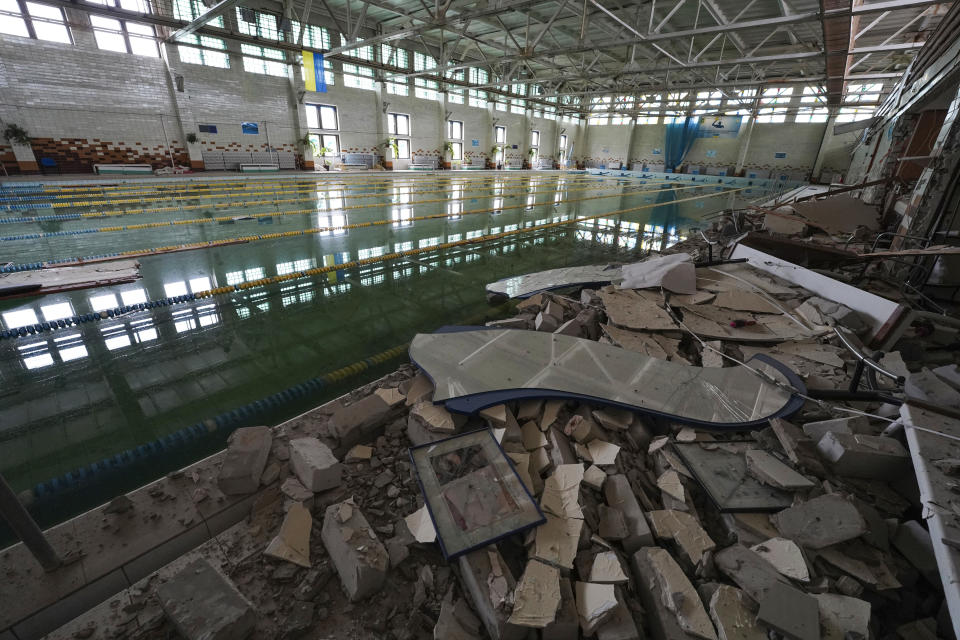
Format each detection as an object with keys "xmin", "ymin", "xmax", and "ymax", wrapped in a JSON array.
[
  {"xmin": 564, "ymin": 414, "xmax": 605, "ymax": 443},
  {"xmin": 546, "ymin": 426, "xmax": 578, "ymax": 468},
  {"xmin": 932, "ymin": 363, "xmax": 960, "ymax": 390},
  {"xmin": 507, "ymin": 559, "xmax": 561, "ymax": 628},
  {"xmin": 801, "ymin": 415, "xmax": 866, "ymax": 440},
  {"xmin": 575, "ymin": 582, "xmax": 619, "ymax": 636},
  {"xmin": 817, "ymin": 546, "xmax": 901, "ymax": 590},
  {"xmin": 896, "ymin": 618, "xmax": 939, "ymax": 640},
  {"xmin": 289, "ymin": 437, "xmax": 342, "ymax": 492},
  {"xmin": 217, "ymin": 426, "xmax": 273, "ymax": 495},
  {"xmin": 435, "ymin": 590, "xmax": 484, "ymax": 640},
  {"xmin": 541, "ymin": 399, "xmax": 565, "ymax": 431},
  {"xmin": 373, "ymin": 385, "xmax": 405, "ymax": 407},
  {"xmin": 344, "ymin": 444, "xmax": 373, "ymax": 461},
  {"xmin": 404, "ymin": 373, "xmax": 434, "ymax": 405},
  {"xmin": 619, "ymin": 253, "xmax": 697, "ymax": 294},
  {"xmin": 771, "ymin": 493, "xmax": 867, "ymax": 549},
  {"xmin": 280, "ymin": 477, "xmax": 314, "ymax": 507},
  {"xmin": 543, "ymin": 578, "xmax": 581, "ymax": 640},
  {"xmin": 757, "ymin": 581, "xmax": 819, "ymax": 640},
  {"xmin": 648, "ymin": 510, "xmax": 716, "ymax": 566},
  {"xmin": 750, "ymin": 537, "xmax": 809, "ymax": 582},
  {"xmin": 532, "ymin": 513, "xmax": 583, "ymax": 570},
  {"xmin": 156, "ymin": 558, "xmax": 256, "ymax": 640},
  {"xmin": 701, "ymin": 340, "xmax": 725, "ymax": 367},
  {"xmin": 744, "ymin": 448, "xmax": 815, "ymax": 491},
  {"xmin": 634, "ymin": 547, "xmax": 718, "ymax": 640},
  {"xmin": 589, "ymin": 550, "xmax": 630, "ymax": 584},
  {"xmin": 536, "ymin": 311, "xmax": 560, "ymax": 332},
  {"xmin": 813, "ymin": 594, "xmax": 870, "ymax": 640},
  {"xmin": 479, "ymin": 404, "xmax": 509, "ymax": 427},
  {"xmin": 409, "ymin": 400, "xmax": 463, "ymax": 434},
  {"xmin": 264, "ymin": 502, "xmax": 312, "ymax": 568},
  {"xmin": 592, "ymin": 407, "xmax": 633, "ymax": 431},
  {"xmin": 583, "ymin": 464, "xmax": 607, "ymax": 490},
  {"xmin": 596, "ymin": 589, "xmax": 641, "ymax": 640},
  {"xmin": 521, "ymin": 420, "xmax": 549, "ymax": 450},
  {"xmin": 905, "ymin": 367, "xmax": 960, "ymax": 407},
  {"xmin": 763, "ymin": 211, "xmax": 808, "ymax": 235},
  {"xmin": 587, "ymin": 440, "xmax": 621, "ymax": 466},
  {"xmin": 330, "ymin": 393, "xmax": 390, "ymax": 451},
  {"xmin": 604, "ymin": 474, "xmax": 654, "ymax": 552},
  {"xmin": 517, "ymin": 399, "xmax": 545, "ymax": 421},
  {"xmin": 815, "ymin": 431, "xmax": 910, "ymax": 479},
  {"xmin": 320, "ymin": 501, "xmax": 389, "ymax": 601},
  {"xmin": 656, "ymin": 469, "xmax": 685, "ymax": 502},
  {"xmin": 708, "ymin": 585, "xmax": 767, "ymax": 640},
  {"xmin": 714, "ymin": 544, "xmax": 790, "ymax": 603},
  {"xmin": 507, "ymin": 451, "xmax": 536, "ymax": 495},
  {"xmin": 540, "ymin": 464, "xmax": 585, "ymax": 519},
  {"xmin": 459, "ymin": 547, "xmax": 525, "ymax": 640},
  {"xmin": 404, "ymin": 505, "xmax": 437, "ymax": 544},
  {"xmin": 893, "ymin": 520, "xmax": 939, "ymax": 584}
]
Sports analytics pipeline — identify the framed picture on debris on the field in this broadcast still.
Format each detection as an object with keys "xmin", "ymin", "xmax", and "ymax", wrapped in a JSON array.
[{"xmin": 410, "ymin": 428, "xmax": 545, "ymax": 559}]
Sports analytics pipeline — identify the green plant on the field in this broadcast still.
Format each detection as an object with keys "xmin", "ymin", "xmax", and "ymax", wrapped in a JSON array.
[
  {"xmin": 443, "ymin": 141, "xmax": 455, "ymax": 157},
  {"xmin": 384, "ymin": 137, "xmax": 399, "ymax": 158},
  {"xmin": 186, "ymin": 132, "xmax": 199, "ymax": 144},
  {"xmin": 318, "ymin": 145, "xmax": 332, "ymax": 158},
  {"xmin": 297, "ymin": 134, "xmax": 317, "ymax": 152},
  {"xmin": 527, "ymin": 148, "xmax": 536, "ymax": 157},
  {"xmin": 3, "ymin": 123, "xmax": 30, "ymax": 145},
  {"xmin": 490, "ymin": 144, "xmax": 502, "ymax": 155}
]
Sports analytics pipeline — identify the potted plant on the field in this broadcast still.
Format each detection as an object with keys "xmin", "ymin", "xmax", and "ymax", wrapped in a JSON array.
[
  {"xmin": 186, "ymin": 132, "xmax": 199, "ymax": 145},
  {"xmin": 318, "ymin": 145, "xmax": 333, "ymax": 170},
  {"xmin": 526, "ymin": 147, "xmax": 536, "ymax": 170},
  {"xmin": 3, "ymin": 123, "xmax": 31, "ymax": 147},
  {"xmin": 383, "ymin": 137, "xmax": 399, "ymax": 170},
  {"xmin": 442, "ymin": 141, "xmax": 454, "ymax": 170},
  {"xmin": 490, "ymin": 145, "xmax": 502, "ymax": 170}
]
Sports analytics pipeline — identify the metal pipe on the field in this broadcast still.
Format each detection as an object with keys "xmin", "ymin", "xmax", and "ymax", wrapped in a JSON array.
[
  {"xmin": 0, "ymin": 472, "xmax": 61, "ymax": 572},
  {"xmin": 833, "ymin": 326, "xmax": 905, "ymax": 385}
]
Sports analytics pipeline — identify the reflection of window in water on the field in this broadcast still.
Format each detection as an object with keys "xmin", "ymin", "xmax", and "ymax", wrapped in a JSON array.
[{"xmin": 430, "ymin": 445, "xmax": 519, "ymax": 531}]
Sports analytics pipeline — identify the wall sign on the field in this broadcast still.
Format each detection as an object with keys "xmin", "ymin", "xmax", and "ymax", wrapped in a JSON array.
[
  {"xmin": 241, "ymin": 122, "xmax": 259, "ymax": 135},
  {"xmin": 705, "ymin": 150, "xmax": 717, "ymax": 158},
  {"xmin": 199, "ymin": 124, "xmax": 218, "ymax": 134},
  {"xmin": 511, "ymin": 144, "xmax": 518, "ymax": 149},
  {"xmin": 774, "ymin": 152, "xmax": 787, "ymax": 159},
  {"xmin": 601, "ymin": 147, "xmax": 610, "ymax": 154},
  {"xmin": 471, "ymin": 139, "xmax": 479, "ymax": 147},
  {"xmin": 652, "ymin": 148, "xmax": 662, "ymax": 155}
]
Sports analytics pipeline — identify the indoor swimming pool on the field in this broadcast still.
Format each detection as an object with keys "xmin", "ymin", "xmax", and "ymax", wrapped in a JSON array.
[{"xmin": 0, "ymin": 170, "xmax": 780, "ymax": 531}]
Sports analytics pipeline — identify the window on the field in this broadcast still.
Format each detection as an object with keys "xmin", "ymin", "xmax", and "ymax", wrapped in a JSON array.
[
  {"xmin": 757, "ymin": 87, "xmax": 793, "ymax": 123},
  {"xmin": 381, "ymin": 44, "xmax": 408, "ymax": 68},
  {"xmin": 88, "ymin": 0, "xmax": 159, "ymax": 56},
  {"xmin": 836, "ymin": 106, "xmax": 876, "ymax": 123},
  {"xmin": 448, "ymin": 88, "xmax": 464, "ymax": 104},
  {"xmin": 469, "ymin": 89, "xmax": 487, "ymax": 108},
  {"xmin": 178, "ymin": 35, "xmax": 229, "ymax": 68},
  {"xmin": 795, "ymin": 107, "xmax": 829, "ymax": 123},
  {"xmin": 395, "ymin": 139, "xmax": 410, "ymax": 159},
  {"xmin": 340, "ymin": 33, "xmax": 373, "ymax": 61},
  {"xmin": 530, "ymin": 130, "xmax": 540, "ymax": 147},
  {"xmin": 0, "ymin": 0, "xmax": 71, "ymax": 42},
  {"xmin": 559, "ymin": 134, "xmax": 567, "ymax": 150},
  {"xmin": 510, "ymin": 98, "xmax": 525, "ymax": 114},
  {"xmin": 415, "ymin": 78, "xmax": 438, "ymax": 100},
  {"xmin": 386, "ymin": 75, "xmax": 409, "ymax": 95},
  {"xmin": 342, "ymin": 63, "xmax": 375, "ymax": 90},
  {"xmin": 306, "ymin": 104, "xmax": 338, "ymax": 130},
  {"xmin": 448, "ymin": 120, "xmax": 463, "ymax": 140},
  {"xmin": 174, "ymin": 0, "xmax": 223, "ymax": 26},
  {"xmin": 450, "ymin": 142, "xmax": 462, "ymax": 160},
  {"xmin": 413, "ymin": 51, "xmax": 436, "ymax": 72},
  {"xmin": 756, "ymin": 108, "xmax": 787, "ymax": 124},
  {"xmin": 291, "ymin": 21, "xmax": 331, "ymax": 49},
  {"xmin": 693, "ymin": 90, "xmax": 722, "ymax": 115},
  {"xmin": 308, "ymin": 133, "xmax": 339, "ymax": 156},
  {"xmin": 387, "ymin": 113, "xmax": 410, "ymax": 136},
  {"xmin": 845, "ymin": 83, "xmax": 882, "ymax": 104},
  {"xmin": 494, "ymin": 126, "xmax": 505, "ymax": 144},
  {"xmin": 236, "ymin": 7, "xmax": 280, "ymax": 40},
  {"xmin": 724, "ymin": 89, "xmax": 756, "ymax": 116},
  {"xmin": 241, "ymin": 43, "xmax": 286, "ymax": 76}
]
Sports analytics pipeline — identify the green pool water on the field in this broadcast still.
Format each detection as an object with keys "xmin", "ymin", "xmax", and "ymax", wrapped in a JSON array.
[{"xmin": 0, "ymin": 173, "xmax": 769, "ymax": 532}]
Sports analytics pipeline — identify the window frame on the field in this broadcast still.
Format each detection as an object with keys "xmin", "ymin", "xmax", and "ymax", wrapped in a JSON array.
[
  {"xmin": 87, "ymin": 2, "xmax": 158, "ymax": 56},
  {"xmin": 530, "ymin": 129, "xmax": 540, "ymax": 147},
  {"xmin": 387, "ymin": 112, "xmax": 411, "ymax": 136},
  {"xmin": 494, "ymin": 125, "xmax": 506, "ymax": 144},
  {"xmin": 0, "ymin": 0, "xmax": 72, "ymax": 43},
  {"xmin": 450, "ymin": 141, "xmax": 462, "ymax": 160},
  {"xmin": 306, "ymin": 103, "xmax": 339, "ymax": 131},
  {"xmin": 447, "ymin": 119, "xmax": 463, "ymax": 140},
  {"xmin": 308, "ymin": 133, "xmax": 340, "ymax": 156}
]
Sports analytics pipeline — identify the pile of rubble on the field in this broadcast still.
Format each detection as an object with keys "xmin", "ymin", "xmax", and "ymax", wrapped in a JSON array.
[{"xmin": 52, "ymin": 257, "xmax": 960, "ymax": 640}]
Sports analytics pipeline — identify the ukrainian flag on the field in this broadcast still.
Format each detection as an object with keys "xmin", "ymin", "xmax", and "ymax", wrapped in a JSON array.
[{"xmin": 303, "ymin": 50, "xmax": 327, "ymax": 93}]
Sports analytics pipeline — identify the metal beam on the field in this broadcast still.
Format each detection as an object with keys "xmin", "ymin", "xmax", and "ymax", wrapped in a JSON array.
[
  {"xmin": 167, "ymin": 0, "xmax": 242, "ymax": 42},
  {"xmin": 850, "ymin": 0, "xmax": 949, "ymax": 14},
  {"xmin": 848, "ymin": 41, "xmax": 926, "ymax": 54}
]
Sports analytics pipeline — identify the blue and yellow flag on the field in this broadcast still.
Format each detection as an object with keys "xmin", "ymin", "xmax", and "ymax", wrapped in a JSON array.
[{"xmin": 303, "ymin": 51, "xmax": 327, "ymax": 93}]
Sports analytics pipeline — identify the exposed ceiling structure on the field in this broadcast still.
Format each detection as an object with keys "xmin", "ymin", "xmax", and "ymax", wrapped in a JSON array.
[{"xmin": 36, "ymin": 0, "xmax": 956, "ymax": 112}]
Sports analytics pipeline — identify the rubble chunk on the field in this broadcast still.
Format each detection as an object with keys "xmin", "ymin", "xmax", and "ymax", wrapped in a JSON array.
[
  {"xmin": 532, "ymin": 513, "xmax": 583, "ymax": 570},
  {"xmin": 541, "ymin": 400, "xmax": 565, "ymax": 431},
  {"xmin": 604, "ymin": 474, "xmax": 654, "ymax": 552},
  {"xmin": 156, "ymin": 558, "xmax": 256, "ymax": 640},
  {"xmin": 592, "ymin": 407, "xmax": 633, "ymax": 431},
  {"xmin": 564, "ymin": 414, "xmax": 605, "ymax": 443},
  {"xmin": 217, "ymin": 426, "xmax": 273, "ymax": 495},
  {"xmin": 656, "ymin": 469, "xmax": 685, "ymax": 502},
  {"xmin": 599, "ymin": 505, "xmax": 628, "ymax": 541},
  {"xmin": 344, "ymin": 444, "xmax": 373, "ymax": 462},
  {"xmin": 458, "ymin": 547, "xmax": 526, "ymax": 640},
  {"xmin": 546, "ymin": 426, "xmax": 578, "ymax": 467},
  {"xmin": 708, "ymin": 585, "xmax": 766, "ymax": 640},
  {"xmin": 575, "ymin": 582, "xmax": 619, "ymax": 636},
  {"xmin": 756, "ymin": 582, "xmax": 819, "ymax": 640},
  {"xmin": 409, "ymin": 401, "xmax": 463, "ymax": 434},
  {"xmin": 714, "ymin": 544, "xmax": 790, "ymax": 603},
  {"xmin": 404, "ymin": 505, "xmax": 437, "ymax": 544},
  {"xmin": 749, "ymin": 538, "xmax": 809, "ymax": 582},
  {"xmin": 521, "ymin": 421, "xmax": 549, "ymax": 450},
  {"xmin": 289, "ymin": 438, "xmax": 342, "ymax": 492},
  {"xmin": 801, "ymin": 416, "xmax": 866, "ymax": 440},
  {"xmin": 587, "ymin": 440, "xmax": 621, "ymax": 466},
  {"xmin": 536, "ymin": 311, "xmax": 560, "ymax": 332},
  {"xmin": 811, "ymin": 593, "xmax": 870, "ymax": 640},
  {"xmin": 906, "ymin": 367, "xmax": 960, "ymax": 406},
  {"xmin": 744, "ymin": 449, "xmax": 815, "ymax": 491},
  {"xmin": 330, "ymin": 394, "xmax": 390, "ymax": 451},
  {"xmin": 320, "ymin": 501, "xmax": 388, "ymax": 601},
  {"xmin": 405, "ymin": 374, "xmax": 434, "ymax": 405},
  {"xmin": 648, "ymin": 509, "xmax": 716, "ymax": 566},
  {"xmin": 544, "ymin": 578, "xmax": 580, "ymax": 640},
  {"xmin": 508, "ymin": 559, "xmax": 561, "ymax": 628},
  {"xmin": 817, "ymin": 546, "xmax": 900, "ymax": 590},
  {"xmin": 540, "ymin": 464, "xmax": 585, "ymax": 519},
  {"xmin": 771, "ymin": 494, "xmax": 866, "ymax": 549},
  {"xmin": 479, "ymin": 404, "xmax": 509, "ymax": 427},
  {"xmin": 589, "ymin": 550, "xmax": 629, "ymax": 584},
  {"xmin": 280, "ymin": 477, "xmax": 313, "ymax": 506},
  {"xmin": 264, "ymin": 502, "xmax": 312, "ymax": 568},
  {"xmin": 374, "ymin": 386, "xmax": 405, "ymax": 407},
  {"xmin": 815, "ymin": 432, "xmax": 909, "ymax": 479},
  {"xmin": 632, "ymin": 547, "xmax": 717, "ymax": 640},
  {"xmin": 434, "ymin": 590, "xmax": 484, "ymax": 640},
  {"xmin": 893, "ymin": 520, "xmax": 938, "ymax": 584},
  {"xmin": 596, "ymin": 589, "xmax": 641, "ymax": 640},
  {"xmin": 583, "ymin": 465, "xmax": 607, "ymax": 491}
]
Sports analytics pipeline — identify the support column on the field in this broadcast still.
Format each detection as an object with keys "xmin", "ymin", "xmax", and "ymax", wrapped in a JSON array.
[
  {"xmin": 283, "ymin": 0, "xmax": 313, "ymax": 170},
  {"xmin": 734, "ymin": 116, "xmax": 756, "ymax": 176},
  {"xmin": 0, "ymin": 472, "xmax": 60, "ymax": 572},
  {"xmin": 811, "ymin": 114, "xmax": 839, "ymax": 183},
  {"xmin": 626, "ymin": 117, "xmax": 640, "ymax": 170},
  {"xmin": 11, "ymin": 142, "xmax": 38, "ymax": 174}
]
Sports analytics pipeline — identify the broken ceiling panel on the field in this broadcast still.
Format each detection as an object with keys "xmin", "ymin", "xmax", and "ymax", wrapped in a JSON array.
[
  {"xmin": 409, "ymin": 328, "xmax": 805, "ymax": 429},
  {"xmin": 410, "ymin": 428, "xmax": 545, "ymax": 559},
  {"xmin": 485, "ymin": 264, "xmax": 623, "ymax": 299}
]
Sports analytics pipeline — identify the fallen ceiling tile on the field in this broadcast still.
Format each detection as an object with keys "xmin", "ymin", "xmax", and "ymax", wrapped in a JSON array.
[
  {"xmin": 508, "ymin": 559, "xmax": 562, "ymax": 628},
  {"xmin": 486, "ymin": 263, "xmax": 624, "ymax": 299},
  {"xmin": 750, "ymin": 537, "xmax": 810, "ymax": 582},
  {"xmin": 618, "ymin": 253, "xmax": 697, "ymax": 294}
]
